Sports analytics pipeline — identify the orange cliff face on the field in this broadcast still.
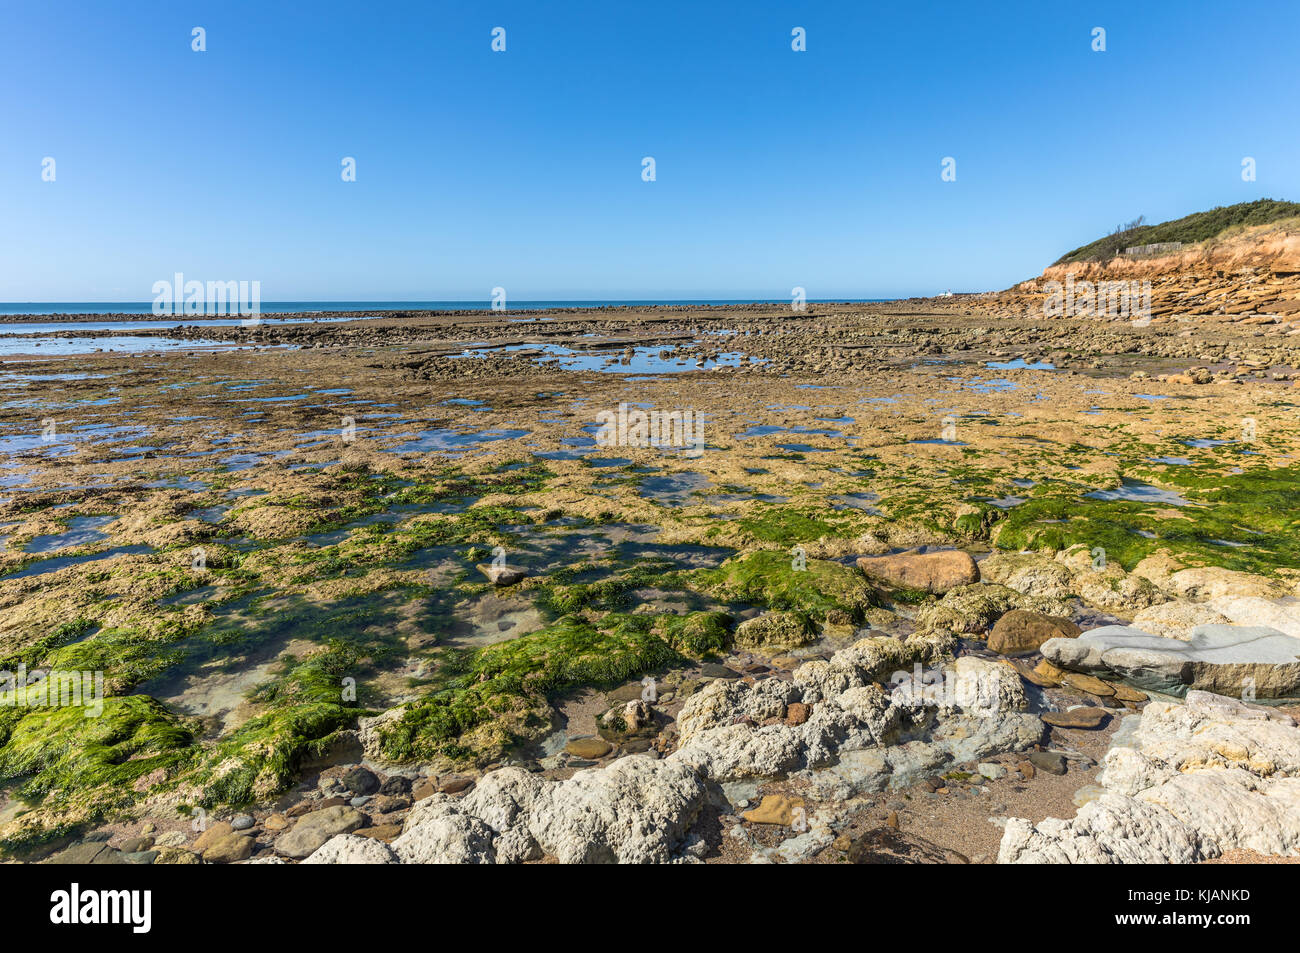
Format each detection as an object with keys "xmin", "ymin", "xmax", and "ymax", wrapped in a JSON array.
[{"xmin": 976, "ymin": 220, "xmax": 1300, "ymax": 332}]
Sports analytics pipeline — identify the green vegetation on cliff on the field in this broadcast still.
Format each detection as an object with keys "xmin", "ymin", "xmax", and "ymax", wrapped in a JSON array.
[{"xmin": 1055, "ymin": 198, "xmax": 1300, "ymax": 264}]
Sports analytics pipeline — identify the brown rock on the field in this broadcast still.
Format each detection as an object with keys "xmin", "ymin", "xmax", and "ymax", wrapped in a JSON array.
[
  {"xmin": 201, "ymin": 832, "xmax": 254, "ymax": 864},
  {"xmin": 1034, "ymin": 659, "xmax": 1067, "ymax": 684},
  {"xmin": 988, "ymin": 609, "xmax": 1081, "ymax": 656},
  {"xmin": 287, "ymin": 796, "xmax": 345, "ymax": 818},
  {"xmin": 741, "ymin": 794, "xmax": 804, "ymax": 826},
  {"xmin": 856, "ymin": 550, "xmax": 979, "ymax": 594},
  {"xmin": 192, "ymin": 821, "xmax": 232, "ymax": 852},
  {"xmin": 1042, "ymin": 707, "xmax": 1111, "ymax": 729},
  {"xmin": 1111, "ymin": 683, "xmax": 1149, "ymax": 704},
  {"xmin": 1017, "ymin": 760, "xmax": 1036, "ymax": 780},
  {"xmin": 564, "ymin": 737, "xmax": 613, "ymax": 759},
  {"xmin": 438, "ymin": 777, "xmax": 474, "ymax": 795},
  {"xmin": 1002, "ymin": 657, "xmax": 1058, "ymax": 687},
  {"xmin": 263, "ymin": 814, "xmax": 289, "ymax": 832},
  {"xmin": 785, "ymin": 702, "xmax": 811, "ymax": 726},
  {"xmin": 1061, "ymin": 672, "xmax": 1116, "ymax": 697},
  {"xmin": 354, "ymin": 824, "xmax": 403, "ymax": 842},
  {"xmin": 412, "ymin": 779, "xmax": 437, "ymax": 801}
]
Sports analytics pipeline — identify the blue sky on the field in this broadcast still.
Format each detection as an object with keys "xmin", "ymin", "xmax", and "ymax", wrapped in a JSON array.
[{"xmin": 2, "ymin": 0, "xmax": 1297, "ymax": 301}]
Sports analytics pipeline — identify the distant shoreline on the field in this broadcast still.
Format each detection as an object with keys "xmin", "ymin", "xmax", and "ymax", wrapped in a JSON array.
[{"xmin": 0, "ymin": 299, "xmax": 899, "ymax": 321}]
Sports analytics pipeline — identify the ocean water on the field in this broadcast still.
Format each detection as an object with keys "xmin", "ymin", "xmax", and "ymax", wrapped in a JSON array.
[{"xmin": 0, "ymin": 299, "xmax": 888, "ymax": 317}]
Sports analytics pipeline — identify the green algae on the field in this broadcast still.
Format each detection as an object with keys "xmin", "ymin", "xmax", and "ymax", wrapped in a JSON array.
[
  {"xmin": 694, "ymin": 549, "xmax": 880, "ymax": 623},
  {"xmin": 374, "ymin": 614, "xmax": 683, "ymax": 764}
]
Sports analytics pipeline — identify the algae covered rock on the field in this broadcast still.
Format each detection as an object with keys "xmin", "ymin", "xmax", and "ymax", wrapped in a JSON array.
[
  {"xmin": 734, "ymin": 611, "xmax": 816, "ymax": 650},
  {"xmin": 695, "ymin": 550, "xmax": 880, "ymax": 624},
  {"xmin": 657, "ymin": 610, "xmax": 732, "ymax": 658},
  {"xmin": 914, "ymin": 583, "xmax": 1069, "ymax": 636}
]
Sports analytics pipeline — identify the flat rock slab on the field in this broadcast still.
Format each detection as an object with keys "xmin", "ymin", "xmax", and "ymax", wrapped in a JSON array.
[
  {"xmin": 1041, "ymin": 624, "xmax": 1300, "ymax": 700},
  {"xmin": 856, "ymin": 550, "xmax": 978, "ymax": 594},
  {"xmin": 1042, "ymin": 707, "xmax": 1110, "ymax": 729}
]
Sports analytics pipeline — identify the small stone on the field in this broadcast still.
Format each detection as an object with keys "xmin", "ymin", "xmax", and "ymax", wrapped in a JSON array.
[
  {"xmin": 275, "ymin": 805, "xmax": 367, "ymax": 859},
  {"xmin": 263, "ymin": 814, "xmax": 289, "ymax": 832},
  {"xmin": 1028, "ymin": 751, "xmax": 1068, "ymax": 775},
  {"xmin": 1061, "ymin": 672, "xmax": 1116, "ymax": 697},
  {"xmin": 341, "ymin": 765, "xmax": 380, "ymax": 795},
  {"xmin": 438, "ymin": 776, "xmax": 473, "ymax": 795},
  {"xmin": 1111, "ymin": 683, "xmax": 1149, "ymax": 703},
  {"xmin": 700, "ymin": 663, "xmax": 741, "ymax": 680},
  {"xmin": 785, "ymin": 702, "xmax": 811, "ymax": 726},
  {"xmin": 741, "ymin": 794, "xmax": 804, "ymax": 826},
  {"xmin": 977, "ymin": 762, "xmax": 1007, "ymax": 781},
  {"xmin": 353, "ymin": 824, "xmax": 403, "ymax": 842},
  {"xmin": 1042, "ymin": 707, "xmax": 1110, "ymax": 729},
  {"xmin": 192, "ymin": 821, "xmax": 233, "ymax": 853},
  {"xmin": 1033, "ymin": 659, "xmax": 1067, "ymax": 684},
  {"xmin": 412, "ymin": 779, "xmax": 438, "ymax": 801},
  {"xmin": 202, "ymin": 832, "xmax": 255, "ymax": 864},
  {"xmin": 1017, "ymin": 760, "xmax": 1036, "ymax": 780},
  {"xmin": 378, "ymin": 775, "xmax": 413, "ymax": 797},
  {"xmin": 565, "ymin": 737, "xmax": 613, "ymax": 759},
  {"xmin": 153, "ymin": 847, "xmax": 201, "ymax": 865},
  {"xmin": 230, "ymin": 814, "xmax": 255, "ymax": 831},
  {"xmin": 477, "ymin": 563, "xmax": 527, "ymax": 586}
]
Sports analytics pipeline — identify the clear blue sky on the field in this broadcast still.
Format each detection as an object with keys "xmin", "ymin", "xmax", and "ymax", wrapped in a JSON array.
[{"xmin": 2, "ymin": 0, "xmax": 1297, "ymax": 302}]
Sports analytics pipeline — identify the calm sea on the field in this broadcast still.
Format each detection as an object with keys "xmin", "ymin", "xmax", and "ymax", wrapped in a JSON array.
[{"xmin": 0, "ymin": 299, "xmax": 889, "ymax": 317}]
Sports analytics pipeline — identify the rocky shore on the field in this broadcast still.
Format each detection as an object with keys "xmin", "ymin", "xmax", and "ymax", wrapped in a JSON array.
[{"xmin": 3, "ymin": 281, "xmax": 1300, "ymax": 863}]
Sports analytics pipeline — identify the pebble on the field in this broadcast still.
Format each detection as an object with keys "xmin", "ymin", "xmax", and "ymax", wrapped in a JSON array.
[
  {"xmin": 1028, "ymin": 751, "xmax": 1068, "ymax": 775},
  {"xmin": 230, "ymin": 814, "xmax": 255, "ymax": 831},
  {"xmin": 564, "ymin": 737, "xmax": 613, "ymax": 759}
]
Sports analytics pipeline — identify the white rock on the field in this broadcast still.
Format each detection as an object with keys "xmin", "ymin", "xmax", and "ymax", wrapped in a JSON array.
[
  {"xmin": 999, "ymin": 690, "xmax": 1300, "ymax": 863},
  {"xmin": 1130, "ymin": 600, "xmax": 1229, "ymax": 639},
  {"xmin": 302, "ymin": 834, "xmax": 399, "ymax": 864}
]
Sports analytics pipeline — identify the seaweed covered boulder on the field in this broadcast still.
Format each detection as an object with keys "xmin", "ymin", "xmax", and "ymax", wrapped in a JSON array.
[
  {"xmin": 734, "ymin": 611, "xmax": 816, "ymax": 650},
  {"xmin": 914, "ymin": 583, "xmax": 1070, "ymax": 636},
  {"xmin": 694, "ymin": 550, "xmax": 880, "ymax": 624}
]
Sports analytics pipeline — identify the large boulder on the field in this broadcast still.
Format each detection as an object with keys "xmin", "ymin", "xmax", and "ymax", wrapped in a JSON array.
[
  {"xmin": 1041, "ymin": 624, "xmax": 1300, "ymax": 700},
  {"xmin": 855, "ymin": 550, "xmax": 978, "ymax": 594},
  {"xmin": 987, "ymin": 609, "xmax": 1081, "ymax": 656}
]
